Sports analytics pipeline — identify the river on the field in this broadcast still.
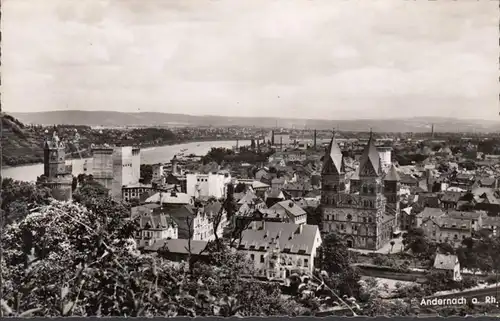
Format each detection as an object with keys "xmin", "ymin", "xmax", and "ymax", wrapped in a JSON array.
[{"xmin": 3, "ymin": 140, "xmax": 250, "ymax": 183}]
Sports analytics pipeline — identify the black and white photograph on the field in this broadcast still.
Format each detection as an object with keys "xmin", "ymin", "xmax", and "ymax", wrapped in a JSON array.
[{"xmin": 1, "ymin": 0, "xmax": 499, "ymax": 317}]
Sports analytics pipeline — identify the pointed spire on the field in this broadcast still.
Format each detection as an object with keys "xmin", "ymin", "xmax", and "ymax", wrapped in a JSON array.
[
  {"xmin": 359, "ymin": 128, "xmax": 381, "ymax": 176},
  {"xmin": 322, "ymin": 131, "xmax": 344, "ymax": 175}
]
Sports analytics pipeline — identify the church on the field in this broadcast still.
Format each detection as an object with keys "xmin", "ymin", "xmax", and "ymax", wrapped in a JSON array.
[{"xmin": 320, "ymin": 132, "xmax": 399, "ymax": 250}]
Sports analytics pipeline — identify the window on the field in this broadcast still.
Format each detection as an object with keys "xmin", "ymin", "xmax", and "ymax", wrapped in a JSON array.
[
  {"xmin": 260, "ymin": 255, "xmax": 265, "ymax": 263},
  {"xmin": 304, "ymin": 259, "xmax": 309, "ymax": 267},
  {"xmin": 250, "ymin": 254, "xmax": 255, "ymax": 261},
  {"xmin": 368, "ymin": 218, "xmax": 373, "ymax": 223},
  {"xmin": 341, "ymin": 224, "xmax": 345, "ymax": 230}
]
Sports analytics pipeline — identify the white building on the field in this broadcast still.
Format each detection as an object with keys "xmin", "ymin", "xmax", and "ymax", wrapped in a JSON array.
[
  {"xmin": 433, "ymin": 253, "xmax": 462, "ymax": 281},
  {"xmin": 377, "ymin": 147, "xmax": 392, "ymax": 171},
  {"xmin": 237, "ymin": 221, "xmax": 322, "ymax": 279},
  {"xmin": 132, "ymin": 207, "xmax": 178, "ymax": 248},
  {"xmin": 186, "ymin": 171, "xmax": 232, "ymax": 199},
  {"xmin": 111, "ymin": 146, "xmax": 140, "ymax": 200}
]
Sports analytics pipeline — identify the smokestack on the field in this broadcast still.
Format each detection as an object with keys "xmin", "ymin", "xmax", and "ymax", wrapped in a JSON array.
[
  {"xmin": 431, "ymin": 124, "xmax": 435, "ymax": 138},
  {"xmin": 314, "ymin": 129, "xmax": 317, "ymax": 149},
  {"xmin": 280, "ymin": 136, "xmax": 283, "ymax": 151},
  {"xmin": 271, "ymin": 130, "xmax": 275, "ymax": 145}
]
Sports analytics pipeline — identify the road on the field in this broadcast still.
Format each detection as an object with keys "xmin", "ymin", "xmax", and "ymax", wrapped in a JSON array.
[{"xmin": 425, "ymin": 285, "xmax": 500, "ymax": 303}]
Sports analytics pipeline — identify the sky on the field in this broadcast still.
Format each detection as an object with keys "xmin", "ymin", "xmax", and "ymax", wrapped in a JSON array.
[{"xmin": 2, "ymin": 0, "xmax": 498, "ymax": 120}]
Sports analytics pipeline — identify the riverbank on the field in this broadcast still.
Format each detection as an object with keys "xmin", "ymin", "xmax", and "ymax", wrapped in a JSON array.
[
  {"xmin": 3, "ymin": 140, "xmax": 251, "ymax": 182},
  {"xmin": 2, "ymin": 137, "xmax": 243, "ymax": 169}
]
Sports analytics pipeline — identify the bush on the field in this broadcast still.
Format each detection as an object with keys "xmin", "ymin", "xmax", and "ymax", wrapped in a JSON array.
[{"xmin": 485, "ymin": 275, "xmax": 498, "ymax": 284}]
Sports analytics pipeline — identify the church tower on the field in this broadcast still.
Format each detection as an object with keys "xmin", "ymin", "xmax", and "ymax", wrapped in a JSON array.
[
  {"xmin": 383, "ymin": 164, "xmax": 401, "ymax": 224},
  {"xmin": 320, "ymin": 131, "xmax": 345, "ymax": 232},
  {"xmin": 320, "ymin": 130, "xmax": 396, "ymax": 250}
]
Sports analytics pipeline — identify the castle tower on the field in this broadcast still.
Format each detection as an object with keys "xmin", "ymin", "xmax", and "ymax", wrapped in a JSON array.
[
  {"xmin": 42, "ymin": 130, "xmax": 73, "ymax": 201},
  {"xmin": 383, "ymin": 164, "xmax": 401, "ymax": 227}
]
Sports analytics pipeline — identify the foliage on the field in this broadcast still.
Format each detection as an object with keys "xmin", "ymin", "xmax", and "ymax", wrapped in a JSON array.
[
  {"xmin": 0, "ymin": 178, "xmax": 53, "ymax": 227},
  {"xmin": 139, "ymin": 164, "xmax": 153, "ymax": 184},
  {"xmin": 201, "ymin": 147, "xmax": 272, "ymax": 165},
  {"xmin": 456, "ymin": 234, "xmax": 500, "ymax": 274},
  {"xmin": 315, "ymin": 233, "xmax": 361, "ymax": 298},
  {"xmin": 422, "ymin": 271, "xmax": 478, "ymax": 295}
]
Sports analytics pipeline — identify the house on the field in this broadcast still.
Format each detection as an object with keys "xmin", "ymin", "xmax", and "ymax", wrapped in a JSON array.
[
  {"xmin": 265, "ymin": 188, "xmax": 286, "ymax": 208},
  {"xmin": 477, "ymin": 177, "xmax": 497, "ymax": 189},
  {"xmin": 271, "ymin": 177, "xmax": 286, "ymax": 190},
  {"xmin": 481, "ymin": 216, "xmax": 500, "ymax": 237},
  {"xmin": 144, "ymin": 191, "xmax": 193, "ymax": 208},
  {"xmin": 283, "ymin": 181, "xmax": 313, "ymax": 198},
  {"xmin": 236, "ymin": 221, "xmax": 322, "ymax": 279},
  {"xmin": 433, "ymin": 253, "xmax": 461, "ymax": 281},
  {"xmin": 186, "ymin": 171, "xmax": 232, "ymax": 199},
  {"xmin": 144, "ymin": 239, "xmax": 210, "ymax": 263},
  {"xmin": 133, "ymin": 209, "xmax": 178, "ymax": 248},
  {"xmin": 415, "ymin": 207, "xmax": 445, "ymax": 228},
  {"xmin": 269, "ymin": 200, "xmax": 308, "ymax": 225},
  {"xmin": 168, "ymin": 201, "xmax": 227, "ymax": 241},
  {"xmin": 440, "ymin": 191, "xmax": 465, "ymax": 210}
]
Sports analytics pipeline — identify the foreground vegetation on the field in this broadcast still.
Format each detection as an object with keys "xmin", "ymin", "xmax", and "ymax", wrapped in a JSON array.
[{"xmin": 2, "ymin": 181, "xmax": 500, "ymax": 316}]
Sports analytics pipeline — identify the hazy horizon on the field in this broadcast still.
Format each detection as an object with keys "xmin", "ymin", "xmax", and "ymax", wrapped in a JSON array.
[
  {"xmin": 3, "ymin": 0, "xmax": 498, "ymax": 120},
  {"xmin": 10, "ymin": 109, "xmax": 500, "ymax": 123}
]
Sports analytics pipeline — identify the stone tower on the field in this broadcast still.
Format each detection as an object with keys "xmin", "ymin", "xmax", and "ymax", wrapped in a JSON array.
[
  {"xmin": 42, "ymin": 130, "xmax": 73, "ymax": 201},
  {"xmin": 383, "ymin": 164, "xmax": 401, "ymax": 227}
]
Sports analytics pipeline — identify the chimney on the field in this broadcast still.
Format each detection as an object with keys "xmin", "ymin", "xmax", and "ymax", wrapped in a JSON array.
[{"xmin": 289, "ymin": 201, "xmax": 294, "ymax": 208}]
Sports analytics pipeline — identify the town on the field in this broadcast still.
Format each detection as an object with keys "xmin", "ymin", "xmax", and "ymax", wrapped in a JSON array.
[{"xmin": 2, "ymin": 118, "xmax": 500, "ymax": 317}]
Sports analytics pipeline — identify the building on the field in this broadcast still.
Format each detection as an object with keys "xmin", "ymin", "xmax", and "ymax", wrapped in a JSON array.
[
  {"xmin": 40, "ymin": 131, "xmax": 73, "ymax": 201},
  {"xmin": 377, "ymin": 147, "xmax": 392, "ymax": 170},
  {"xmin": 144, "ymin": 191, "xmax": 193, "ymax": 208},
  {"xmin": 111, "ymin": 146, "xmax": 140, "ymax": 200},
  {"xmin": 152, "ymin": 163, "xmax": 165, "ymax": 184},
  {"xmin": 237, "ymin": 221, "xmax": 322, "ymax": 279},
  {"xmin": 433, "ymin": 253, "xmax": 461, "ymax": 281},
  {"xmin": 383, "ymin": 165, "xmax": 401, "ymax": 230},
  {"xmin": 134, "ymin": 210, "xmax": 178, "ymax": 248},
  {"xmin": 144, "ymin": 239, "xmax": 209, "ymax": 263},
  {"xmin": 132, "ymin": 147, "xmax": 141, "ymax": 184},
  {"xmin": 168, "ymin": 201, "xmax": 228, "ymax": 241},
  {"xmin": 320, "ymin": 133, "xmax": 395, "ymax": 250},
  {"xmin": 91, "ymin": 146, "xmax": 114, "ymax": 190},
  {"xmin": 268, "ymin": 200, "xmax": 308, "ymax": 225},
  {"xmin": 186, "ymin": 171, "xmax": 232, "ymax": 199}
]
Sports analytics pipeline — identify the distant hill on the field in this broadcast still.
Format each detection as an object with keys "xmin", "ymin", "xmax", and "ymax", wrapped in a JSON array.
[{"xmin": 10, "ymin": 110, "xmax": 500, "ymax": 133}]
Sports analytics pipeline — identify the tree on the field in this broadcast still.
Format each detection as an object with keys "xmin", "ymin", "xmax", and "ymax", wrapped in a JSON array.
[
  {"xmin": 389, "ymin": 241, "xmax": 395, "ymax": 254},
  {"xmin": 139, "ymin": 164, "xmax": 153, "ymax": 184},
  {"xmin": 315, "ymin": 233, "xmax": 361, "ymax": 298},
  {"xmin": 1, "ymin": 178, "xmax": 52, "ymax": 228}
]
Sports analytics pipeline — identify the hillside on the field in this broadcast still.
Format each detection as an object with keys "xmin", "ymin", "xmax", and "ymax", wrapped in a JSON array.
[
  {"xmin": 11, "ymin": 110, "xmax": 500, "ymax": 133},
  {"xmin": 1, "ymin": 113, "xmax": 178, "ymax": 167}
]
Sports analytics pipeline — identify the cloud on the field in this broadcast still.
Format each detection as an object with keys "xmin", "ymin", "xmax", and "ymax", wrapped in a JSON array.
[{"xmin": 2, "ymin": 0, "xmax": 497, "ymax": 120}]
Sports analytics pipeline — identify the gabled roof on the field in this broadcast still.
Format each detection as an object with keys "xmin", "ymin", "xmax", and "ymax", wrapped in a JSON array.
[
  {"xmin": 321, "ymin": 133, "xmax": 344, "ymax": 175},
  {"xmin": 384, "ymin": 164, "xmax": 401, "ymax": 181},
  {"xmin": 239, "ymin": 222, "xmax": 320, "ymax": 255},
  {"xmin": 358, "ymin": 133, "xmax": 381, "ymax": 177}
]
